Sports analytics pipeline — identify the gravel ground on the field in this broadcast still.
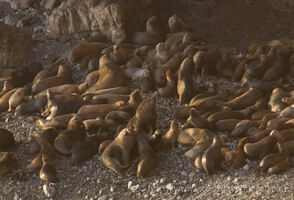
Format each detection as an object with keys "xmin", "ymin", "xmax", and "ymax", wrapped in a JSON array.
[{"xmin": 0, "ymin": 1, "xmax": 294, "ymax": 200}]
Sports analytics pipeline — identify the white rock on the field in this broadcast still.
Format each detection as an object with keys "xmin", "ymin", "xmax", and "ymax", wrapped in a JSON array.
[
  {"xmin": 166, "ymin": 183, "xmax": 174, "ymax": 191},
  {"xmin": 130, "ymin": 184, "xmax": 139, "ymax": 192},
  {"xmin": 233, "ymin": 178, "xmax": 239, "ymax": 184},
  {"xmin": 98, "ymin": 195, "xmax": 108, "ymax": 200},
  {"xmin": 243, "ymin": 164, "xmax": 250, "ymax": 171},
  {"xmin": 43, "ymin": 184, "xmax": 56, "ymax": 198},
  {"xmin": 127, "ymin": 181, "xmax": 132, "ymax": 189}
]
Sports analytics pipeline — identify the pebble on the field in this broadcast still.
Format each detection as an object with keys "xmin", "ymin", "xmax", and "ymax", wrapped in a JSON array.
[
  {"xmin": 233, "ymin": 178, "xmax": 239, "ymax": 184},
  {"xmin": 243, "ymin": 164, "xmax": 250, "ymax": 171},
  {"xmin": 166, "ymin": 183, "xmax": 174, "ymax": 191},
  {"xmin": 130, "ymin": 184, "xmax": 139, "ymax": 192},
  {"xmin": 43, "ymin": 184, "xmax": 56, "ymax": 198},
  {"xmin": 98, "ymin": 196, "xmax": 107, "ymax": 200}
]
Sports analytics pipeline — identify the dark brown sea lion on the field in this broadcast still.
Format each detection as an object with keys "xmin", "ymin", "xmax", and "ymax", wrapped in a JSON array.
[
  {"xmin": 267, "ymin": 157, "xmax": 292, "ymax": 174},
  {"xmin": 243, "ymin": 135, "xmax": 277, "ymax": 158},
  {"xmin": 202, "ymin": 135, "xmax": 222, "ymax": 174},
  {"xmin": 54, "ymin": 116, "xmax": 86, "ymax": 155},
  {"xmin": 277, "ymin": 140, "xmax": 294, "ymax": 156},
  {"xmin": 102, "ymin": 128, "xmax": 137, "ymax": 174},
  {"xmin": 36, "ymin": 113, "xmax": 77, "ymax": 130},
  {"xmin": 136, "ymin": 134, "xmax": 157, "ymax": 179},
  {"xmin": 15, "ymin": 95, "xmax": 47, "ymax": 116},
  {"xmin": 8, "ymin": 86, "xmax": 29, "ymax": 112},
  {"xmin": 67, "ymin": 42, "xmax": 109, "ymax": 64},
  {"xmin": 0, "ymin": 152, "xmax": 19, "ymax": 177},
  {"xmin": 189, "ymin": 82, "xmax": 217, "ymax": 105},
  {"xmin": 168, "ymin": 14, "xmax": 189, "ymax": 33},
  {"xmin": 177, "ymin": 57, "xmax": 195, "ymax": 103},
  {"xmin": 157, "ymin": 69, "xmax": 177, "ymax": 98},
  {"xmin": 259, "ymin": 152, "xmax": 287, "ymax": 172},
  {"xmin": 183, "ymin": 108, "xmax": 210, "ymax": 129},
  {"xmin": 39, "ymin": 153, "xmax": 58, "ymax": 183},
  {"xmin": 214, "ymin": 119, "xmax": 242, "ymax": 132},
  {"xmin": 268, "ymin": 87, "xmax": 290, "ymax": 112},
  {"xmin": 193, "ymin": 49, "xmax": 222, "ymax": 76}
]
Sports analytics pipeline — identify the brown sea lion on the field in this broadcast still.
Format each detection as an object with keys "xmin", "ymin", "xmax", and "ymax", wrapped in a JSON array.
[
  {"xmin": 157, "ymin": 119, "xmax": 181, "ymax": 151},
  {"xmin": 83, "ymin": 87, "xmax": 130, "ymax": 98},
  {"xmin": 224, "ymin": 87, "xmax": 263, "ymax": 110},
  {"xmin": 98, "ymin": 140, "xmax": 113, "ymax": 154},
  {"xmin": 202, "ymin": 135, "xmax": 222, "ymax": 174},
  {"xmin": 168, "ymin": 14, "xmax": 189, "ymax": 33},
  {"xmin": 54, "ymin": 116, "xmax": 86, "ymax": 155},
  {"xmin": 277, "ymin": 140, "xmax": 294, "ymax": 156},
  {"xmin": 243, "ymin": 135, "xmax": 277, "ymax": 158},
  {"xmin": 183, "ymin": 108, "xmax": 210, "ymax": 129},
  {"xmin": 231, "ymin": 119, "xmax": 261, "ymax": 137},
  {"xmin": 194, "ymin": 154, "xmax": 203, "ymax": 170},
  {"xmin": 189, "ymin": 82, "xmax": 217, "ymax": 105},
  {"xmin": 193, "ymin": 49, "xmax": 222, "ymax": 76},
  {"xmin": 216, "ymin": 51, "xmax": 235, "ymax": 79},
  {"xmin": 132, "ymin": 16, "xmax": 164, "ymax": 46},
  {"xmin": 0, "ymin": 88, "xmax": 17, "ymax": 112},
  {"xmin": 15, "ymin": 95, "xmax": 47, "ymax": 116},
  {"xmin": 177, "ymin": 57, "xmax": 195, "ymax": 103},
  {"xmin": 67, "ymin": 42, "xmax": 109, "ymax": 64},
  {"xmin": 136, "ymin": 134, "xmax": 157, "ymax": 179},
  {"xmin": 102, "ymin": 128, "xmax": 137, "ymax": 174},
  {"xmin": 33, "ymin": 62, "xmax": 61, "ymax": 84},
  {"xmin": 268, "ymin": 88, "xmax": 290, "ymax": 112},
  {"xmin": 83, "ymin": 118, "xmax": 118, "ymax": 132},
  {"xmin": 0, "ymin": 80, "xmax": 14, "ymax": 98},
  {"xmin": 32, "ymin": 64, "xmax": 73, "ymax": 94},
  {"xmin": 232, "ymin": 59, "xmax": 246, "ymax": 82},
  {"xmin": 270, "ymin": 129, "xmax": 294, "ymax": 142},
  {"xmin": 267, "ymin": 157, "xmax": 292, "ymax": 174},
  {"xmin": 259, "ymin": 152, "xmax": 287, "ymax": 172},
  {"xmin": 184, "ymin": 130, "xmax": 215, "ymax": 160},
  {"xmin": 39, "ymin": 154, "xmax": 58, "ymax": 183},
  {"xmin": 71, "ymin": 134, "xmax": 99, "ymax": 165},
  {"xmin": 214, "ymin": 119, "xmax": 242, "ymax": 132},
  {"xmin": 157, "ymin": 69, "xmax": 177, "ymax": 98},
  {"xmin": 84, "ymin": 70, "xmax": 99, "ymax": 88},
  {"xmin": 36, "ymin": 113, "xmax": 77, "ymax": 130}
]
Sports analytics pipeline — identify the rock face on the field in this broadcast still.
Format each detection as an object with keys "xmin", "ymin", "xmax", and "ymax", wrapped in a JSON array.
[
  {"xmin": 45, "ymin": 0, "xmax": 158, "ymax": 43},
  {"xmin": 0, "ymin": 22, "xmax": 31, "ymax": 68}
]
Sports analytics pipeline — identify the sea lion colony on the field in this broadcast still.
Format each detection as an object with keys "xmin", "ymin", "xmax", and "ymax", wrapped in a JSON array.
[{"xmin": 0, "ymin": 15, "xmax": 293, "ymax": 182}]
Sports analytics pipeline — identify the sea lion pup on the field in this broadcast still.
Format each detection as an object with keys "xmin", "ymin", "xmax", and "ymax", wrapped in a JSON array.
[
  {"xmin": 85, "ymin": 54, "xmax": 126, "ymax": 93},
  {"xmin": 136, "ymin": 134, "xmax": 157, "ymax": 179},
  {"xmin": 15, "ymin": 95, "xmax": 47, "ymax": 116},
  {"xmin": 231, "ymin": 59, "xmax": 247, "ymax": 82},
  {"xmin": 54, "ymin": 116, "xmax": 86, "ymax": 155},
  {"xmin": 8, "ymin": 86, "xmax": 29, "ymax": 112},
  {"xmin": 268, "ymin": 88, "xmax": 290, "ymax": 112},
  {"xmin": 263, "ymin": 46, "xmax": 292, "ymax": 81},
  {"xmin": 169, "ymin": 32, "xmax": 194, "ymax": 56},
  {"xmin": 0, "ymin": 80, "xmax": 14, "ymax": 98},
  {"xmin": 246, "ymin": 54, "xmax": 272, "ymax": 79},
  {"xmin": 158, "ymin": 52, "xmax": 183, "ymax": 72},
  {"xmin": 201, "ymin": 135, "xmax": 222, "ymax": 174},
  {"xmin": 177, "ymin": 57, "xmax": 195, "ymax": 103},
  {"xmin": 157, "ymin": 119, "xmax": 181, "ymax": 151},
  {"xmin": 71, "ymin": 134, "xmax": 99, "ymax": 165},
  {"xmin": 177, "ymin": 128, "xmax": 205, "ymax": 145},
  {"xmin": 0, "ymin": 88, "xmax": 17, "ymax": 112},
  {"xmin": 168, "ymin": 14, "xmax": 189, "ymax": 33},
  {"xmin": 77, "ymin": 101, "xmax": 125, "ymax": 120},
  {"xmin": 132, "ymin": 16, "xmax": 164, "ymax": 46},
  {"xmin": 224, "ymin": 87, "xmax": 263, "ymax": 110},
  {"xmin": 182, "ymin": 108, "xmax": 210, "ymax": 129},
  {"xmin": 189, "ymin": 82, "xmax": 217, "ymax": 105},
  {"xmin": 157, "ymin": 69, "xmax": 177, "ymax": 98},
  {"xmin": 243, "ymin": 135, "xmax": 277, "ymax": 159},
  {"xmin": 154, "ymin": 42, "xmax": 169, "ymax": 64},
  {"xmin": 36, "ymin": 113, "xmax": 78, "ymax": 130},
  {"xmin": 184, "ymin": 130, "xmax": 215, "ymax": 160},
  {"xmin": 109, "ymin": 44, "xmax": 134, "ymax": 65},
  {"xmin": 0, "ymin": 128, "xmax": 15, "ymax": 150},
  {"xmin": 0, "ymin": 152, "xmax": 19, "ymax": 177},
  {"xmin": 267, "ymin": 157, "xmax": 292, "ymax": 174},
  {"xmin": 33, "ymin": 62, "xmax": 61, "ymax": 84},
  {"xmin": 67, "ymin": 41, "xmax": 109, "ymax": 64},
  {"xmin": 102, "ymin": 127, "xmax": 137, "ymax": 174},
  {"xmin": 39, "ymin": 153, "xmax": 58, "ymax": 183},
  {"xmin": 259, "ymin": 152, "xmax": 287, "ymax": 172},
  {"xmin": 193, "ymin": 49, "xmax": 222, "ymax": 76},
  {"xmin": 31, "ymin": 64, "xmax": 73, "ymax": 94}
]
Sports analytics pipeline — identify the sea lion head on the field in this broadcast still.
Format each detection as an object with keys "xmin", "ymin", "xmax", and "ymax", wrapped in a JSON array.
[{"xmin": 68, "ymin": 116, "xmax": 86, "ymax": 130}]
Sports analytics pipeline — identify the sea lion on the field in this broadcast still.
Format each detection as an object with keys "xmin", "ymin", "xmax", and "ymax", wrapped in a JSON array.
[
  {"xmin": 54, "ymin": 116, "xmax": 86, "ymax": 155},
  {"xmin": 8, "ymin": 86, "xmax": 29, "ymax": 112},
  {"xmin": 177, "ymin": 57, "xmax": 195, "ymax": 103},
  {"xmin": 83, "ymin": 87, "xmax": 130, "ymax": 98},
  {"xmin": 214, "ymin": 119, "xmax": 242, "ymax": 132},
  {"xmin": 0, "ymin": 152, "xmax": 19, "ymax": 177},
  {"xmin": 77, "ymin": 101, "xmax": 125, "ymax": 120},
  {"xmin": 202, "ymin": 135, "xmax": 222, "ymax": 174},
  {"xmin": 33, "ymin": 62, "xmax": 60, "ymax": 84},
  {"xmin": 158, "ymin": 52, "xmax": 183, "ymax": 72},
  {"xmin": 98, "ymin": 140, "xmax": 113, "ymax": 154},
  {"xmin": 216, "ymin": 51, "xmax": 235, "ymax": 79},
  {"xmin": 32, "ymin": 64, "xmax": 73, "ymax": 94},
  {"xmin": 15, "ymin": 95, "xmax": 47, "ymax": 116},
  {"xmin": 243, "ymin": 135, "xmax": 277, "ymax": 158},
  {"xmin": 109, "ymin": 44, "xmax": 133, "ymax": 65},
  {"xmin": 0, "ymin": 128, "xmax": 15, "ymax": 150},
  {"xmin": 270, "ymin": 129, "xmax": 294, "ymax": 142},
  {"xmin": 39, "ymin": 154, "xmax": 58, "ymax": 183},
  {"xmin": 82, "ymin": 118, "xmax": 118, "ymax": 132},
  {"xmin": 71, "ymin": 134, "xmax": 99, "ymax": 165},
  {"xmin": 232, "ymin": 59, "xmax": 246, "ymax": 82},
  {"xmin": 189, "ymin": 82, "xmax": 217, "ymax": 105},
  {"xmin": 67, "ymin": 42, "xmax": 109, "ymax": 64},
  {"xmin": 157, "ymin": 69, "xmax": 177, "ymax": 98},
  {"xmin": 182, "ymin": 108, "xmax": 210, "ymax": 129},
  {"xmin": 277, "ymin": 140, "xmax": 294, "ymax": 156},
  {"xmin": 278, "ymin": 105, "xmax": 294, "ymax": 118},
  {"xmin": 230, "ymin": 119, "xmax": 261, "ymax": 137},
  {"xmin": 102, "ymin": 127, "xmax": 137, "ymax": 174},
  {"xmin": 168, "ymin": 14, "xmax": 189, "ymax": 33},
  {"xmin": 232, "ymin": 137, "xmax": 249, "ymax": 169},
  {"xmin": 268, "ymin": 87, "xmax": 290, "ymax": 112},
  {"xmin": 157, "ymin": 119, "xmax": 181, "ymax": 151},
  {"xmin": 193, "ymin": 49, "xmax": 222, "ymax": 76},
  {"xmin": 259, "ymin": 152, "xmax": 287, "ymax": 172},
  {"xmin": 35, "ymin": 83, "xmax": 88, "ymax": 98},
  {"xmin": 124, "ymin": 66, "xmax": 150, "ymax": 82},
  {"xmin": 105, "ymin": 110, "xmax": 130, "ymax": 124},
  {"xmin": 267, "ymin": 157, "xmax": 292, "ymax": 174},
  {"xmin": 224, "ymin": 87, "xmax": 263, "ymax": 110},
  {"xmin": 190, "ymin": 95, "xmax": 226, "ymax": 113},
  {"xmin": 0, "ymin": 88, "xmax": 17, "ymax": 112},
  {"xmin": 132, "ymin": 16, "xmax": 164, "ymax": 46},
  {"xmin": 36, "ymin": 113, "xmax": 77, "ymax": 130},
  {"xmin": 136, "ymin": 134, "xmax": 157, "ymax": 179},
  {"xmin": 184, "ymin": 130, "xmax": 215, "ymax": 160},
  {"xmin": 85, "ymin": 54, "xmax": 126, "ymax": 92},
  {"xmin": 84, "ymin": 70, "xmax": 99, "ymax": 88},
  {"xmin": 0, "ymin": 80, "xmax": 14, "ymax": 98},
  {"xmin": 194, "ymin": 154, "xmax": 203, "ymax": 170}
]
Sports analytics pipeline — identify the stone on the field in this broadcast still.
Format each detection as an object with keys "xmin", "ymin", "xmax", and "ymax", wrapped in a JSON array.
[
  {"xmin": 166, "ymin": 183, "xmax": 174, "ymax": 191},
  {"xmin": 10, "ymin": 0, "xmax": 40, "ymax": 9},
  {"xmin": 43, "ymin": 184, "xmax": 56, "ymax": 198},
  {"xmin": 0, "ymin": 22, "xmax": 31, "ymax": 68}
]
